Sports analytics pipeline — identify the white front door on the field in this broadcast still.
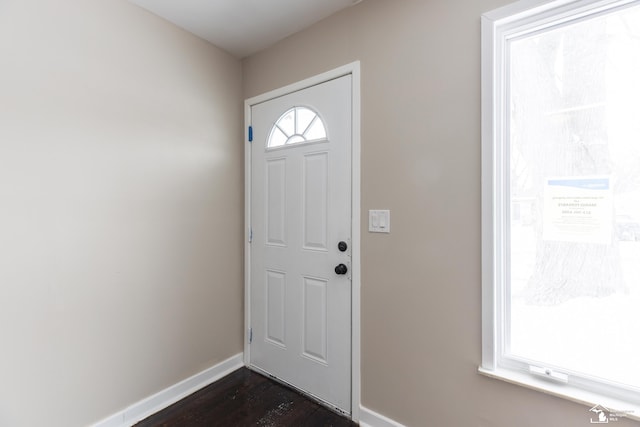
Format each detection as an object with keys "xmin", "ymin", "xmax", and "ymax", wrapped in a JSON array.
[{"xmin": 249, "ymin": 75, "xmax": 352, "ymax": 413}]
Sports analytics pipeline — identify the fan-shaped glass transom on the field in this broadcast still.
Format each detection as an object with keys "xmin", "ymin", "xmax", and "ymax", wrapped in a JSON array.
[{"xmin": 267, "ymin": 107, "xmax": 327, "ymax": 148}]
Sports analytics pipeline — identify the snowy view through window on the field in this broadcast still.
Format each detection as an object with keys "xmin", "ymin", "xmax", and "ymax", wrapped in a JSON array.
[{"xmin": 508, "ymin": 4, "xmax": 640, "ymax": 390}]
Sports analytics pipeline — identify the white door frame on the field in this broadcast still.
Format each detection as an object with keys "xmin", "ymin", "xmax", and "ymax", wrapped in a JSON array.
[{"xmin": 244, "ymin": 61, "xmax": 361, "ymax": 420}]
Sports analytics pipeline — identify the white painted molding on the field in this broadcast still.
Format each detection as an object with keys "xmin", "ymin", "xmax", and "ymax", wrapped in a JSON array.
[
  {"xmin": 92, "ymin": 353, "xmax": 244, "ymax": 427},
  {"xmin": 359, "ymin": 406, "xmax": 406, "ymax": 427}
]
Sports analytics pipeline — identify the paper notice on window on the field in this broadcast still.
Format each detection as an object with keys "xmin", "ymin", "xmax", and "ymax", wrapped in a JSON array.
[{"xmin": 542, "ymin": 177, "xmax": 612, "ymax": 244}]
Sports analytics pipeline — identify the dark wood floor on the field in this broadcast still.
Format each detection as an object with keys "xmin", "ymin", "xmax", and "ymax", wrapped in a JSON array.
[{"xmin": 135, "ymin": 368, "xmax": 357, "ymax": 427}]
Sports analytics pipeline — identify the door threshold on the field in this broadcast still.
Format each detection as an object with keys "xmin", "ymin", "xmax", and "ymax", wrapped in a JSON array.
[{"xmin": 247, "ymin": 365, "xmax": 352, "ymax": 419}]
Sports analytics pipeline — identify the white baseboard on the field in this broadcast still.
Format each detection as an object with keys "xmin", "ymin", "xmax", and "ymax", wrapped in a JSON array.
[
  {"xmin": 359, "ymin": 406, "xmax": 406, "ymax": 427},
  {"xmin": 93, "ymin": 353, "xmax": 244, "ymax": 427}
]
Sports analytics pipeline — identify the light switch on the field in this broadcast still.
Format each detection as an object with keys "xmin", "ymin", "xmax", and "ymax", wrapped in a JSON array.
[{"xmin": 369, "ymin": 210, "xmax": 390, "ymax": 233}]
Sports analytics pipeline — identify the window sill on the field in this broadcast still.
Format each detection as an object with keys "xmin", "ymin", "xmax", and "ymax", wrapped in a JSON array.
[{"xmin": 478, "ymin": 366, "xmax": 640, "ymax": 423}]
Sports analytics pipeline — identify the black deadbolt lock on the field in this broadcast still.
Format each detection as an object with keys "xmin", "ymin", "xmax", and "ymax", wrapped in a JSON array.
[{"xmin": 338, "ymin": 241, "xmax": 348, "ymax": 252}]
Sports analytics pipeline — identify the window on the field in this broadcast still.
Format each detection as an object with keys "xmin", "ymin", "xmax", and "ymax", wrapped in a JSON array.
[
  {"xmin": 267, "ymin": 106, "xmax": 327, "ymax": 148},
  {"xmin": 481, "ymin": 0, "xmax": 640, "ymax": 413}
]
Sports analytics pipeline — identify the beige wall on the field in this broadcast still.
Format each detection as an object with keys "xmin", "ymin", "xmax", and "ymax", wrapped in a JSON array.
[
  {"xmin": 243, "ymin": 0, "xmax": 638, "ymax": 426},
  {"xmin": 1, "ymin": 1, "xmax": 636, "ymax": 426},
  {"xmin": 0, "ymin": 1, "xmax": 243, "ymax": 426}
]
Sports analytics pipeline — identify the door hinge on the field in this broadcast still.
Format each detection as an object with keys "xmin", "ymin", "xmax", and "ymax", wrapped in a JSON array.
[
  {"xmin": 249, "ymin": 227, "xmax": 253, "ymax": 243},
  {"xmin": 248, "ymin": 126, "xmax": 253, "ymax": 142},
  {"xmin": 248, "ymin": 327, "xmax": 253, "ymax": 344}
]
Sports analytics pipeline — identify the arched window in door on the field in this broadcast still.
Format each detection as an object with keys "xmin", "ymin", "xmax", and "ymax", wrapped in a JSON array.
[{"xmin": 267, "ymin": 106, "xmax": 327, "ymax": 148}]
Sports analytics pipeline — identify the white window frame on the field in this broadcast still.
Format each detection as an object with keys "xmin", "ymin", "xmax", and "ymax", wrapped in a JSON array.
[
  {"xmin": 266, "ymin": 106, "xmax": 328, "ymax": 149},
  {"xmin": 480, "ymin": 0, "xmax": 640, "ymax": 419}
]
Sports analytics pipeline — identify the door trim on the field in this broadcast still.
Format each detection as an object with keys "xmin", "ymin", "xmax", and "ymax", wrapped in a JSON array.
[{"xmin": 244, "ymin": 61, "xmax": 361, "ymax": 421}]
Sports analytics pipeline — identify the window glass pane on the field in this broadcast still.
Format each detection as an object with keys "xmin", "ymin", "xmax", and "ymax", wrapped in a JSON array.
[
  {"xmin": 304, "ymin": 117, "xmax": 327, "ymax": 140},
  {"xmin": 287, "ymin": 135, "xmax": 305, "ymax": 144},
  {"xmin": 508, "ymin": 4, "xmax": 640, "ymax": 388},
  {"xmin": 269, "ymin": 127, "xmax": 287, "ymax": 147},
  {"xmin": 296, "ymin": 107, "xmax": 315, "ymax": 135},
  {"xmin": 278, "ymin": 110, "xmax": 295, "ymax": 137}
]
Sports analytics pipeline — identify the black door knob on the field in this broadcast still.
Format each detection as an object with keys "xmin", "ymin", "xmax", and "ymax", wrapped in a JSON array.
[
  {"xmin": 338, "ymin": 241, "xmax": 348, "ymax": 252},
  {"xmin": 335, "ymin": 264, "xmax": 348, "ymax": 275}
]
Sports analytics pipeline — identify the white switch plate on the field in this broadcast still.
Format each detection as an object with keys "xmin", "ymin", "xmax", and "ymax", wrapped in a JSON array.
[{"xmin": 369, "ymin": 210, "xmax": 390, "ymax": 233}]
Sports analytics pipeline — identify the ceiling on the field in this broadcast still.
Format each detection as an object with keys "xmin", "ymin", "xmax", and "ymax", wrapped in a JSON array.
[{"xmin": 129, "ymin": 0, "xmax": 363, "ymax": 58}]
